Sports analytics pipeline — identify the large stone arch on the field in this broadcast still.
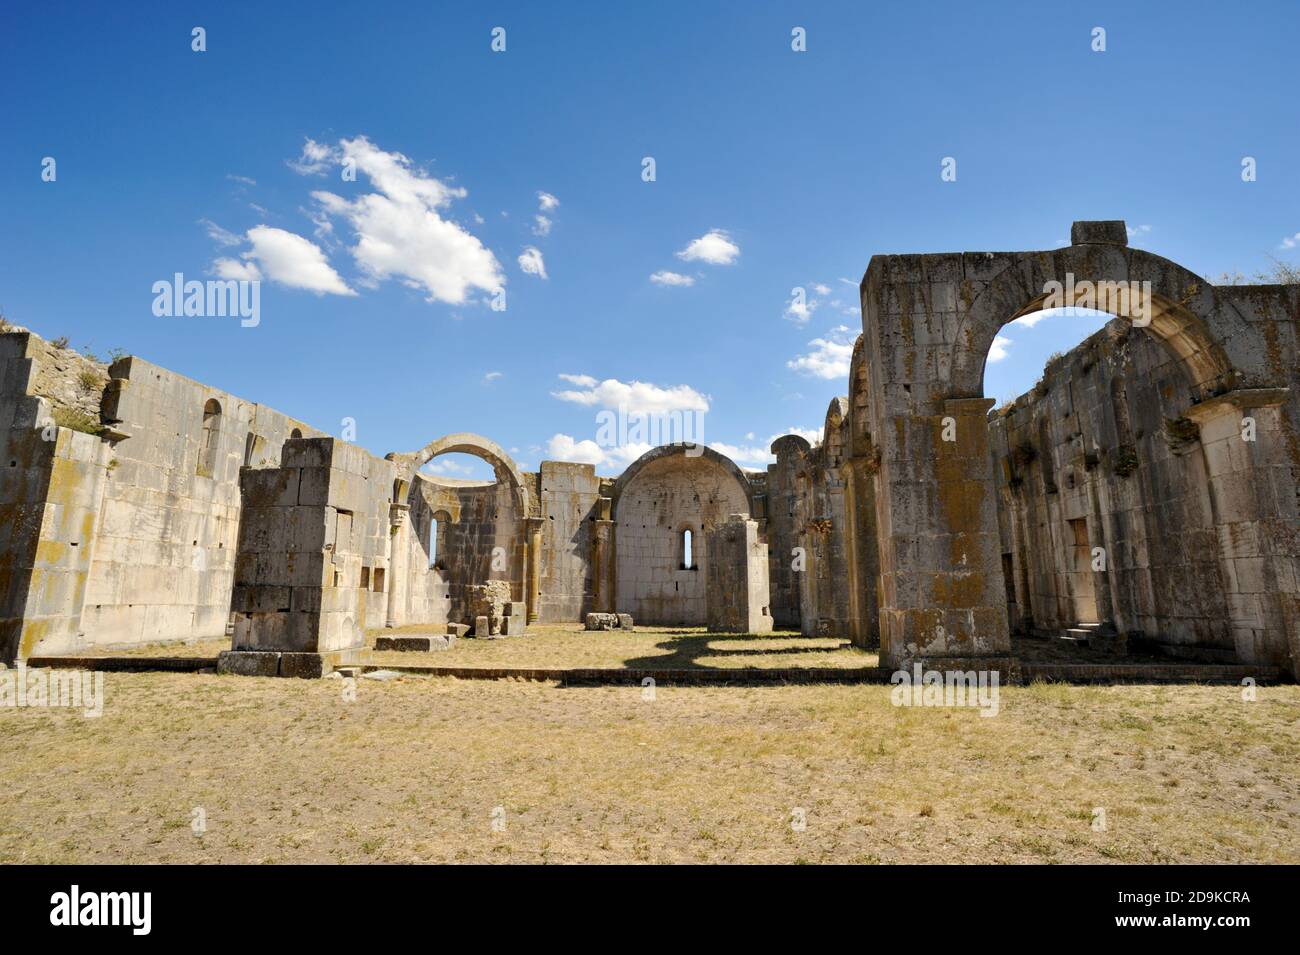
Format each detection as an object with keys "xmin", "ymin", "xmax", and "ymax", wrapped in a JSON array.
[
  {"xmin": 610, "ymin": 444, "xmax": 753, "ymax": 626},
  {"xmin": 860, "ymin": 220, "xmax": 1299, "ymax": 674},
  {"xmin": 385, "ymin": 433, "xmax": 531, "ymax": 628},
  {"xmin": 391, "ymin": 432, "xmax": 528, "ymax": 511}
]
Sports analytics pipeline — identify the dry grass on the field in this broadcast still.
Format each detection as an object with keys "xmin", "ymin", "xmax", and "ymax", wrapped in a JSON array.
[
  {"xmin": 369, "ymin": 624, "xmax": 876, "ymax": 670},
  {"xmin": 1, "ymin": 668, "xmax": 1297, "ymax": 864}
]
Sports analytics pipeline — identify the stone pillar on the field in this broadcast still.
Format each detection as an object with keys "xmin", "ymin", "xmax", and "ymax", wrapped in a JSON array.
[
  {"xmin": 876, "ymin": 396, "xmax": 1011, "ymax": 670},
  {"xmin": 705, "ymin": 514, "xmax": 773, "ymax": 634},
  {"xmin": 1185, "ymin": 388, "xmax": 1298, "ymax": 676},
  {"xmin": 385, "ymin": 502, "xmax": 409, "ymax": 628},
  {"xmin": 592, "ymin": 518, "xmax": 615, "ymax": 614},
  {"xmin": 524, "ymin": 516, "xmax": 544, "ymax": 623},
  {"xmin": 841, "ymin": 456, "xmax": 881, "ymax": 648}
]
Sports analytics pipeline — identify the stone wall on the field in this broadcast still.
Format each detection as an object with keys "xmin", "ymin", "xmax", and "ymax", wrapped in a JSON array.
[
  {"xmin": 535, "ymin": 461, "xmax": 602, "ymax": 622},
  {"xmin": 765, "ymin": 436, "xmax": 807, "ymax": 629},
  {"xmin": 612, "ymin": 448, "xmax": 751, "ymax": 626},
  {"xmin": 704, "ymin": 514, "xmax": 773, "ymax": 633}
]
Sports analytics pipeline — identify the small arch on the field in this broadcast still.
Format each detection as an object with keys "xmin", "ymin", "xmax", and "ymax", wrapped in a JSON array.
[
  {"xmin": 197, "ymin": 398, "xmax": 222, "ymax": 477},
  {"xmin": 290, "ymin": 427, "xmax": 303, "ymax": 439}
]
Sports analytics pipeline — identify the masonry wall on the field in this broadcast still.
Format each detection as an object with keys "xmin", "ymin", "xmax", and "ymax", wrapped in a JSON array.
[
  {"xmin": 232, "ymin": 438, "xmax": 392, "ymax": 654},
  {"xmin": 614, "ymin": 454, "xmax": 750, "ymax": 626},
  {"xmin": 764, "ymin": 438, "xmax": 806, "ymax": 629},
  {"xmin": 536, "ymin": 461, "xmax": 602, "ymax": 622},
  {"xmin": 705, "ymin": 515, "xmax": 774, "ymax": 633},
  {"xmin": 432, "ymin": 480, "xmax": 523, "ymax": 624}
]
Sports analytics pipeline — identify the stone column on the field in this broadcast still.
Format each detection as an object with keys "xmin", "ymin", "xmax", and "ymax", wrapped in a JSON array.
[
  {"xmin": 524, "ymin": 516, "xmax": 544, "ymax": 623},
  {"xmin": 385, "ymin": 503, "xmax": 409, "ymax": 628},
  {"xmin": 1185, "ymin": 388, "xmax": 1297, "ymax": 676}
]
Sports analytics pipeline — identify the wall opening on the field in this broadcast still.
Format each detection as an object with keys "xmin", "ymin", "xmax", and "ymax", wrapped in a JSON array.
[{"xmin": 197, "ymin": 399, "xmax": 222, "ymax": 478}]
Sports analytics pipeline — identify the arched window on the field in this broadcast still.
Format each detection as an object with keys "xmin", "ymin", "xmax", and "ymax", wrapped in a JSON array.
[
  {"xmin": 290, "ymin": 428, "xmax": 303, "ymax": 439},
  {"xmin": 429, "ymin": 510, "xmax": 451, "ymax": 569},
  {"xmin": 197, "ymin": 399, "xmax": 222, "ymax": 477},
  {"xmin": 681, "ymin": 527, "xmax": 694, "ymax": 570}
]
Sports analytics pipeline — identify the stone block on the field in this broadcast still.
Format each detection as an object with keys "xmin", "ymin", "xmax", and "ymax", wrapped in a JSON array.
[
  {"xmin": 473, "ymin": 614, "xmax": 490, "ymax": 638},
  {"xmin": 446, "ymin": 622, "xmax": 470, "ymax": 638},
  {"xmin": 374, "ymin": 634, "xmax": 449, "ymax": 652},
  {"xmin": 217, "ymin": 650, "xmax": 281, "ymax": 677},
  {"xmin": 585, "ymin": 612, "xmax": 619, "ymax": 631},
  {"xmin": 279, "ymin": 652, "xmax": 329, "ymax": 678},
  {"xmin": 617, "ymin": 613, "xmax": 634, "ymax": 631},
  {"xmin": 500, "ymin": 615, "xmax": 525, "ymax": 636}
]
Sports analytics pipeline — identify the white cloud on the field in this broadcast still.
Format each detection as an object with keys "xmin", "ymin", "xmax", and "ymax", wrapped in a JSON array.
[
  {"xmin": 786, "ymin": 326, "xmax": 855, "ymax": 380},
  {"xmin": 517, "ymin": 246, "xmax": 548, "ymax": 279},
  {"xmin": 812, "ymin": 283, "xmax": 831, "ymax": 295},
  {"xmin": 784, "ymin": 295, "xmax": 818, "ymax": 325},
  {"xmin": 1281, "ymin": 232, "xmax": 1300, "ymax": 250},
  {"xmin": 241, "ymin": 225, "xmax": 355, "ymax": 295},
  {"xmin": 551, "ymin": 375, "xmax": 709, "ymax": 415},
  {"xmin": 226, "ymin": 174, "xmax": 257, "ymax": 187},
  {"xmin": 650, "ymin": 270, "xmax": 695, "ymax": 287},
  {"xmin": 987, "ymin": 334, "xmax": 1013, "ymax": 363},
  {"xmin": 200, "ymin": 218, "xmax": 241, "ymax": 247},
  {"xmin": 533, "ymin": 215, "xmax": 552, "ymax": 236},
  {"xmin": 309, "ymin": 136, "xmax": 504, "ymax": 305},
  {"xmin": 545, "ymin": 434, "xmax": 652, "ymax": 471},
  {"xmin": 1127, "ymin": 224, "xmax": 1152, "ymax": 239},
  {"xmin": 537, "ymin": 191, "xmax": 560, "ymax": 212},
  {"xmin": 779, "ymin": 426, "xmax": 823, "ymax": 445},
  {"xmin": 287, "ymin": 139, "xmax": 334, "ymax": 176},
  {"xmin": 425, "ymin": 457, "xmax": 476, "ymax": 476},
  {"xmin": 482, "ymin": 370, "xmax": 503, "ymax": 384},
  {"xmin": 676, "ymin": 229, "xmax": 740, "ymax": 265},
  {"xmin": 212, "ymin": 257, "xmax": 261, "ymax": 281}
]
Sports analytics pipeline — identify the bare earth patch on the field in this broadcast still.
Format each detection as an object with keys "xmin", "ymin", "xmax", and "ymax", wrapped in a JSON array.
[{"xmin": 1, "ymin": 666, "xmax": 1296, "ymax": 864}]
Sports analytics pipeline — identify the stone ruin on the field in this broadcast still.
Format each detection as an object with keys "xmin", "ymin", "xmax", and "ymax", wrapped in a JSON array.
[
  {"xmin": 0, "ymin": 221, "xmax": 1295, "ymax": 680},
  {"xmin": 584, "ymin": 612, "xmax": 634, "ymax": 632}
]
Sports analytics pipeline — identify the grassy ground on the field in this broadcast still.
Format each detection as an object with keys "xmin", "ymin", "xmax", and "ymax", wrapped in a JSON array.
[
  {"xmin": 2, "ymin": 664, "xmax": 1296, "ymax": 863},
  {"xmin": 369, "ymin": 625, "xmax": 876, "ymax": 669}
]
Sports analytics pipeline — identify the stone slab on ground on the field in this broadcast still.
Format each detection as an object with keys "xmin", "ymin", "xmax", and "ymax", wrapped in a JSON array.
[
  {"xmin": 446, "ymin": 623, "xmax": 470, "ymax": 638},
  {"xmin": 374, "ymin": 634, "xmax": 450, "ymax": 652}
]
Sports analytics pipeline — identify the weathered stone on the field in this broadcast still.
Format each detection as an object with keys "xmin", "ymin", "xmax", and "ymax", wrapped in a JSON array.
[
  {"xmin": 616, "ymin": 613, "xmax": 634, "ymax": 631},
  {"xmin": 446, "ymin": 623, "xmax": 470, "ymax": 638},
  {"xmin": 473, "ymin": 614, "xmax": 490, "ymax": 638},
  {"xmin": 585, "ymin": 612, "xmax": 619, "ymax": 631},
  {"xmin": 374, "ymin": 634, "xmax": 449, "ymax": 652},
  {"xmin": 216, "ymin": 650, "xmax": 281, "ymax": 677}
]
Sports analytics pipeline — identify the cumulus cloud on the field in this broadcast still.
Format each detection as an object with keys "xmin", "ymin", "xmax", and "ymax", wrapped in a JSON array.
[
  {"xmin": 1281, "ymin": 232, "xmax": 1300, "ymax": 250},
  {"xmin": 786, "ymin": 325, "xmax": 855, "ymax": 379},
  {"xmin": 533, "ymin": 215, "xmax": 552, "ymax": 237},
  {"xmin": 537, "ymin": 191, "xmax": 560, "ymax": 212},
  {"xmin": 650, "ymin": 270, "xmax": 695, "ymax": 287},
  {"xmin": 518, "ymin": 246, "xmax": 548, "ymax": 279},
  {"xmin": 482, "ymin": 370, "xmax": 503, "ymax": 384},
  {"xmin": 551, "ymin": 375, "xmax": 709, "ymax": 415},
  {"xmin": 711, "ymin": 427, "xmax": 826, "ymax": 469},
  {"xmin": 987, "ymin": 334, "xmax": 1013, "ymax": 363},
  {"xmin": 212, "ymin": 257, "xmax": 262, "ymax": 282},
  {"xmin": 307, "ymin": 136, "xmax": 504, "ymax": 305},
  {"xmin": 241, "ymin": 226, "xmax": 355, "ymax": 295},
  {"xmin": 676, "ymin": 229, "xmax": 739, "ymax": 265},
  {"xmin": 545, "ymin": 434, "xmax": 652, "ymax": 471}
]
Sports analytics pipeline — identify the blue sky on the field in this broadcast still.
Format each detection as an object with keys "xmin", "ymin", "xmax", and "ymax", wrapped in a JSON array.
[{"xmin": 2, "ymin": 1, "xmax": 1297, "ymax": 480}]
